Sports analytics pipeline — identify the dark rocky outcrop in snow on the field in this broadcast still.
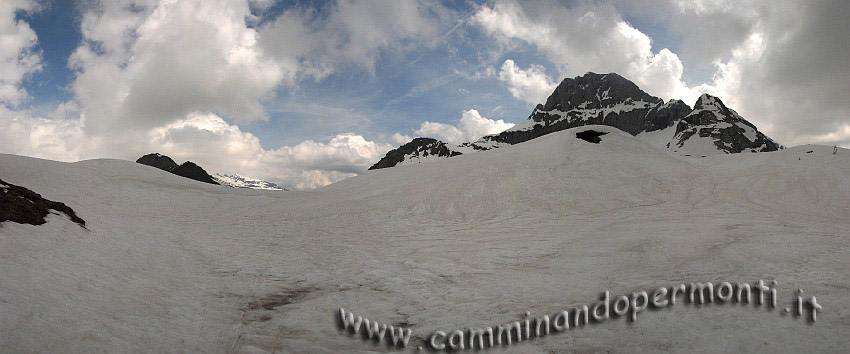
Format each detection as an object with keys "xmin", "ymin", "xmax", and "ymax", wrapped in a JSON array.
[
  {"xmin": 136, "ymin": 153, "xmax": 178, "ymax": 172},
  {"xmin": 171, "ymin": 162, "xmax": 219, "ymax": 185},
  {"xmin": 0, "ymin": 178, "xmax": 86, "ymax": 228},
  {"xmin": 669, "ymin": 94, "xmax": 781, "ymax": 154},
  {"xmin": 369, "ymin": 138, "xmax": 463, "ymax": 170},
  {"xmin": 136, "ymin": 153, "xmax": 219, "ymax": 185},
  {"xmin": 576, "ymin": 130, "xmax": 608, "ymax": 144}
]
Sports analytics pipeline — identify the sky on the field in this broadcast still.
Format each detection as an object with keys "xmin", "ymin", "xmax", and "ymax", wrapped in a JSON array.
[{"xmin": 1, "ymin": 0, "xmax": 848, "ymax": 189}]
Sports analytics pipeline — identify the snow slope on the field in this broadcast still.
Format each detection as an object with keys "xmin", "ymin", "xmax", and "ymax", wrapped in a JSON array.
[{"xmin": 1, "ymin": 126, "xmax": 848, "ymax": 353}]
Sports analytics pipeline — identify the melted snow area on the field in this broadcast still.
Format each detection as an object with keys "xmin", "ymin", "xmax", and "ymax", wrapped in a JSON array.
[{"xmin": 1, "ymin": 126, "xmax": 848, "ymax": 353}]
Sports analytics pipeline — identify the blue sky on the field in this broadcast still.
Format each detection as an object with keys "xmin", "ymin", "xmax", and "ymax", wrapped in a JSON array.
[
  {"xmin": 16, "ymin": 0, "xmax": 682, "ymax": 148},
  {"xmin": 2, "ymin": 0, "xmax": 848, "ymax": 189}
]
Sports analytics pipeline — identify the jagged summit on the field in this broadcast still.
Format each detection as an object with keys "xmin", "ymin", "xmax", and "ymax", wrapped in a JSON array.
[
  {"xmin": 369, "ymin": 73, "xmax": 781, "ymax": 170},
  {"xmin": 136, "ymin": 153, "xmax": 178, "ymax": 172},
  {"xmin": 542, "ymin": 72, "xmax": 662, "ymax": 113},
  {"xmin": 369, "ymin": 138, "xmax": 464, "ymax": 170},
  {"xmin": 669, "ymin": 94, "xmax": 781, "ymax": 155}
]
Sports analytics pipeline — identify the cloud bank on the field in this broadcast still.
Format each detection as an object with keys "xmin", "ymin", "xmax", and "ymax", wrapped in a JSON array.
[{"xmin": 415, "ymin": 109, "xmax": 514, "ymax": 145}]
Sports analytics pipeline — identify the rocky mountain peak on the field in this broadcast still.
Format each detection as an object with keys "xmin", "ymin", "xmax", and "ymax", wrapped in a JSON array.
[
  {"xmin": 693, "ymin": 94, "xmax": 730, "ymax": 113},
  {"xmin": 669, "ymin": 95, "xmax": 781, "ymax": 155},
  {"xmin": 542, "ymin": 72, "xmax": 662, "ymax": 113},
  {"xmin": 136, "ymin": 153, "xmax": 178, "ymax": 172}
]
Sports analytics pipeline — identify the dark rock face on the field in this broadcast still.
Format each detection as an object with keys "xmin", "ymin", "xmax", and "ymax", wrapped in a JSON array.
[
  {"xmin": 481, "ymin": 73, "xmax": 692, "ymax": 145},
  {"xmin": 575, "ymin": 130, "xmax": 608, "ymax": 144},
  {"xmin": 171, "ymin": 162, "xmax": 219, "ymax": 185},
  {"xmin": 369, "ymin": 138, "xmax": 463, "ymax": 170},
  {"xmin": 136, "ymin": 153, "xmax": 178, "ymax": 172},
  {"xmin": 646, "ymin": 99, "xmax": 692, "ymax": 132},
  {"xmin": 136, "ymin": 153, "xmax": 220, "ymax": 185},
  {"xmin": 0, "ymin": 178, "xmax": 86, "ymax": 228},
  {"xmin": 669, "ymin": 94, "xmax": 781, "ymax": 154}
]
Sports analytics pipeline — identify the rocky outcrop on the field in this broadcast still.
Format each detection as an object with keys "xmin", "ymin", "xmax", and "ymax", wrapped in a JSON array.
[
  {"xmin": 136, "ymin": 153, "xmax": 178, "ymax": 172},
  {"xmin": 171, "ymin": 162, "xmax": 219, "ymax": 185},
  {"xmin": 669, "ymin": 94, "xmax": 781, "ymax": 155},
  {"xmin": 369, "ymin": 138, "xmax": 464, "ymax": 170},
  {"xmin": 136, "ymin": 154, "xmax": 219, "ymax": 185},
  {"xmin": 0, "ymin": 178, "xmax": 86, "ymax": 228}
]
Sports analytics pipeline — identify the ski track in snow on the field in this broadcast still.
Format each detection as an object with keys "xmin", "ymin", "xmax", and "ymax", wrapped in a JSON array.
[{"xmin": 1, "ymin": 126, "xmax": 848, "ymax": 353}]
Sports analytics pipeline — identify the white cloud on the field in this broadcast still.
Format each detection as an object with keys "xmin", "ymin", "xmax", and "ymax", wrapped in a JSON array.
[
  {"xmin": 257, "ymin": 0, "xmax": 446, "ymax": 80},
  {"xmin": 69, "ymin": 0, "xmax": 285, "ymax": 135},
  {"xmin": 498, "ymin": 59, "xmax": 557, "ymax": 105},
  {"xmin": 415, "ymin": 109, "xmax": 514, "ymax": 144},
  {"xmin": 0, "ymin": 0, "xmax": 42, "ymax": 106},
  {"xmin": 148, "ymin": 113, "xmax": 392, "ymax": 189},
  {"xmin": 0, "ymin": 105, "xmax": 88, "ymax": 161},
  {"xmin": 391, "ymin": 133, "xmax": 413, "ymax": 145},
  {"xmin": 473, "ymin": 0, "xmax": 698, "ymax": 104}
]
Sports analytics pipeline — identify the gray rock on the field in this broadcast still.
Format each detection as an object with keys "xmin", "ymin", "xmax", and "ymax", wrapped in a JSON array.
[
  {"xmin": 369, "ymin": 138, "xmax": 463, "ymax": 170},
  {"xmin": 669, "ymin": 94, "xmax": 781, "ymax": 154},
  {"xmin": 136, "ymin": 153, "xmax": 178, "ymax": 172}
]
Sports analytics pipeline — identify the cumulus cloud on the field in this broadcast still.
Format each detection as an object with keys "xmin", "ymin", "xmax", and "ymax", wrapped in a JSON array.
[
  {"xmin": 695, "ymin": 1, "xmax": 850, "ymax": 147},
  {"xmin": 390, "ymin": 133, "xmax": 413, "ymax": 145},
  {"xmin": 667, "ymin": 0, "xmax": 756, "ymax": 70},
  {"xmin": 69, "ymin": 0, "xmax": 285, "ymax": 135},
  {"xmin": 257, "ymin": 0, "xmax": 446, "ymax": 79},
  {"xmin": 0, "ymin": 0, "xmax": 42, "ymax": 106},
  {"xmin": 415, "ymin": 109, "xmax": 514, "ymax": 144},
  {"xmin": 498, "ymin": 59, "xmax": 557, "ymax": 105},
  {"xmin": 472, "ymin": 0, "xmax": 699, "ymax": 104},
  {"xmin": 0, "ymin": 105, "xmax": 88, "ymax": 161},
  {"xmin": 148, "ymin": 113, "xmax": 393, "ymax": 189}
]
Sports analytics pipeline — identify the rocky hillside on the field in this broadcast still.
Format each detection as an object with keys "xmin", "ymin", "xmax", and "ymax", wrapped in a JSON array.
[{"xmin": 136, "ymin": 153, "xmax": 219, "ymax": 185}]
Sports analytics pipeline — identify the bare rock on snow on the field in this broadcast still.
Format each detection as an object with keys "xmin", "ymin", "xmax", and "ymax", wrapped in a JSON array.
[{"xmin": 0, "ymin": 178, "xmax": 86, "ymax": 228}]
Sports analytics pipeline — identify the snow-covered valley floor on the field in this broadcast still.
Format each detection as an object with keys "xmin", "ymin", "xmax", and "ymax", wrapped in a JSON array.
[{"xmin": 1, "ymin": 126, "xmax": 848, "ymax": 353}]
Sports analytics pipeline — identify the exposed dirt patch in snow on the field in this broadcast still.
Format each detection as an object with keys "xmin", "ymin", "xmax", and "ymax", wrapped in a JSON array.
[{"xmin": 246, "ymin": 286, "xmax": 321, "ymax": 311}]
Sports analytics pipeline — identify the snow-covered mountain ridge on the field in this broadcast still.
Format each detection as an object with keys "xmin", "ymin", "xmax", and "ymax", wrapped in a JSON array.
[
  {"xmin": 213, "ymin": 173, "xmax": 287, "ymax": 191},
  {"xmin": 370, "ymin": 72, "xmax": 780, "ymax": 169}
]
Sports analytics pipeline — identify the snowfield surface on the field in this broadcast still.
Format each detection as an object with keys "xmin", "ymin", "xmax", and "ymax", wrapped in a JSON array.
[{"xmin": 1, "ymin": 126, "xmax": 849, "ymax": 353}]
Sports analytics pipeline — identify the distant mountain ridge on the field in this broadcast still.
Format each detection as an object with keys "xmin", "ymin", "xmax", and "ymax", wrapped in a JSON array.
[
  {"xmin": 370, "ymin": 72, "xmax": 781, "ymax": 170},
  {"xmin": 213, "ymin": 173, "xmax": 287, "ymax": 191}
]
